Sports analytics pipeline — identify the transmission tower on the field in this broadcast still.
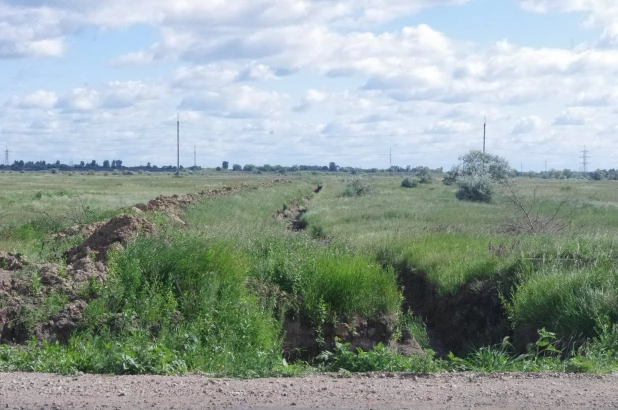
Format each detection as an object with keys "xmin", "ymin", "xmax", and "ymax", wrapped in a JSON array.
[{"xmin": 581, "ymin": 146, "xmax": 589, "ymax": 174}]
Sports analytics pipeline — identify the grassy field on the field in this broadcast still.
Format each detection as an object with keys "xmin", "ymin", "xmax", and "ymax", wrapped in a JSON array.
[{"xmin": 2, "ymin": 170, "xmax": 618, "ymax": 375}]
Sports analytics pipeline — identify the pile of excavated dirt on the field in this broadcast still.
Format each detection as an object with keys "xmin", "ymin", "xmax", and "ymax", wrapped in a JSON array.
[
  {"xmin": 0, "ymin": 259, "xmax": 107, "ymax": 344},
  {"xmin": 2, "ymin": 215, "xmax": 153, "ymax": 344},
  {"xmin": 0, "ymin": 251, "xmax": 27, "ymax": 271},
  {"xmin": 1, "ymin": 180, "xmax": 294, "ymax": 347},
  {"xmin": 51, "ymin": 221, "xmax": 106, "ymax": 241},
  {"xmin": 64, "ymin": 214, "xmax": 155, "ymax": 263}
]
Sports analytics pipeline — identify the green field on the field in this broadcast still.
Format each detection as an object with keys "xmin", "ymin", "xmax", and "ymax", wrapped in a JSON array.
[{"xmin": 2, "ymin": 170, "xmax": 618, "ymax": 375}]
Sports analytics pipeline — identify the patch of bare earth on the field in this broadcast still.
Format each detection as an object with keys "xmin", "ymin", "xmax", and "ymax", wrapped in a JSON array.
[{"xmin": 0, "ymin": 372, "xmax": 617, "ymax": 409}]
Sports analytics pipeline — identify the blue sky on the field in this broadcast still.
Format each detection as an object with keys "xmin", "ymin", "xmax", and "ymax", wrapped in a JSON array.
[{"xmin": 0, "ymin": 0, "xmax": 617, "ymax": 170}]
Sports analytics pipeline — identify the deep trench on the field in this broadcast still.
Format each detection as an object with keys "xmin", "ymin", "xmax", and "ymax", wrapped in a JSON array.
[
  {"xmin": 398, "ymin": 265, "xmax": 520, "ymax": 356},
  {"xmin": 280, "ymin": 184, "xmax": 518, "ymax": 359}
]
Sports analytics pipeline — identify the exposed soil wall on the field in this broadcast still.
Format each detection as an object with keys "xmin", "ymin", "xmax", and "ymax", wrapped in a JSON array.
[{"xmin": 398, "ymin": 265, "xmax": 516, "ymax": 356}]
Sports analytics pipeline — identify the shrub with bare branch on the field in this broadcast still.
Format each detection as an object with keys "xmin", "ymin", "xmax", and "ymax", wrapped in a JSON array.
[{"xmin": 501, "ymin": 180, "xmax": 576, "ymax": 234}]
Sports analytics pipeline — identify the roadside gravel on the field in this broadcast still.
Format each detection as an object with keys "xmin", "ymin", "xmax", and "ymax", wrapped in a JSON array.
[{"xmin": 1, "ymin": 372, "xmax": 618, "ymax": 409}]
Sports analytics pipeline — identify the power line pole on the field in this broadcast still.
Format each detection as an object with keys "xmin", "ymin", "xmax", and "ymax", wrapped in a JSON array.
[
  {"xmin": 521, "ymin": 162, "xmax": 523, "ymax": 175},
  {"xmin": 3, "ymin": 145, "xmax": 8, "ymax": 167},
  {"xmin": 389, "ymin": 147, "xmax": 392, "ymax": 169},
  {"xmin": 194, "ymin": 145, "xmax": 196, "ymax": 168},
  {"xmin": 483, "ymin": 116, "xmax": 486, "ymax": 153},
  {"xmin": 545, "ymin": 161, "xmax": 547, "ymax": 173},
  {"xmin": 581, "ymin": 146, "xmax": 589, "ymax": 174},
  {"xmin": 176, "ymin": 114, "xmax": 180, "ymax": 177}
]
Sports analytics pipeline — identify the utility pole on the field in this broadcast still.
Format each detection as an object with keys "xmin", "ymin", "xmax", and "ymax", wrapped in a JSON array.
[
  {"xmin": 545, "ymin": 161, "xmax": 547, "ymax": 173},
  {"xmin": 521, "ymin": 162, "xmax": 523, "ymax": 175},
  {"xmin": 581, "ymin": 146, "xmax": 589, "ymax": 174},
  {"xmin": 389, "ymin": 147, "xmax": 392, "ymax": 169},
  {"xmin": 176, "ymin": 114, "xmax": 180, "ymax": 177},
  {"xmin": 194, "ymin": 145, "xmax": 196, "ymax": 168},
  {"xmin": 483, "ymin": 116, "xmax": 486, "ymax": 153},
  {"xmin": 3, "ymin": 145, "xmax": 8, "ymax": 167}
]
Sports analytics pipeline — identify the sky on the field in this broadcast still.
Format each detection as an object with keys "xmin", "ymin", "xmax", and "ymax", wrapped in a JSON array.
[{"xmin": 1, "ymin": 0, "xmax": 617, "ymax": 171}]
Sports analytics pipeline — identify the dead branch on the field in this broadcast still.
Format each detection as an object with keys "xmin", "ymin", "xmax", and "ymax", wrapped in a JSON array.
[{"xmin": 500, "ymin": 179, "xmax": 576, "ymax": 235}]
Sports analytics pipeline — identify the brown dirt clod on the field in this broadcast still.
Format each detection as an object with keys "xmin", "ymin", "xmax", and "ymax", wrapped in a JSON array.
[
  {"xmin": 0, "ymin": 251, "xmax": 27, "ymax": 271},
  {"xmin": 64, "ymin": 214, "xmax": 155, "ymax": 263}
]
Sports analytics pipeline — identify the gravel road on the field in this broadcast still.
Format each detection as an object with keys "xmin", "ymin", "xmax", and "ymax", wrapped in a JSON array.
[{"xmin": 1, "ymin": 372, "xmax": 617, "ymax": 409}]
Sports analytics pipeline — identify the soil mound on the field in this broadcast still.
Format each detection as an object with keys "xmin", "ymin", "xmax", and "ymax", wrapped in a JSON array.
[
  {"xmin": 64, "ymin": 214, "xmax": 155, "ymax": 263},
  {"xmin": 0, "ymin": 252, "xmax": 27, "ymax": 271}
]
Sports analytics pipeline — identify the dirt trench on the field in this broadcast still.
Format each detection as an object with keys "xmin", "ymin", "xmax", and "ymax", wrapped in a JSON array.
[
  {"xmin": 398, "ymin": 265, "xmax": 517, "ymax": 356},
  {"xmin": 273, "ymin": 185, "xmax": 424, "ymax": 359}
]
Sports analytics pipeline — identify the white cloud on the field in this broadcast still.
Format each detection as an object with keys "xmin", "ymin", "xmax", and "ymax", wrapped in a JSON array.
[
  {"xmin": 424, "ymin": 120, "xmax": 473, "ymax": 134},
  {"xmin": 3, "ymin": 0, "xmax": 618, "ymax": 169},
  {"xmin": 178, "ymin": 85, "xmax": 286, "ymax": 118},
  {"xmin": 54, "ymin": 81, "xmax": 166, "ymax": 112},
  {"xmin": 553, "ymin": 108, "xmax": 587, "ymax": 126},
  {"xmin": 512, "ymin": 116, "xmax": 544, "ymax": 134},
  {"xmin": 6, "ymin": 91, "xmax": 58, "ymax": 109},
  {"xmin": 293, "ymin": 89, "xmax": 328, "ymax": 112}
]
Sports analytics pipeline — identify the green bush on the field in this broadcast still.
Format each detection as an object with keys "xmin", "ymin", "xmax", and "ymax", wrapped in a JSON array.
[
  {"xmin": 456, "ymin": 175, "xmax": 495, "ymax": 203},
  {"xmin": 342, "ymin": 179, "xmax": 373, "ymax": 197},
  {"xmin": 401, "ymin": 178, "xmax": 419, "ymax": 188},
  {"xmin": 317, "ymin": 342, "xmax": 439, "ymax": 373},
  {"xmin": 417, "ymin": 167, "xmax": 433, "ymax": 184}
]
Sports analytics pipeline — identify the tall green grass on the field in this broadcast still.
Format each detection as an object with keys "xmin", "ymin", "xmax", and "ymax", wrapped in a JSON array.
[{"xmin": 249, "ymin": 238, "xmax": 402, "ymax": 323}]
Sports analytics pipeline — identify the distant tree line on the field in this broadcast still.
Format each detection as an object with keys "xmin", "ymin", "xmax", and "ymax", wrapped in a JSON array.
[
  {"xmin": 0, "ymin": 159, "xmax": 193, "ymax": 173},
  {"xmin": 2, "ymin": 158, "xmax": 617, "ymax": 180}
]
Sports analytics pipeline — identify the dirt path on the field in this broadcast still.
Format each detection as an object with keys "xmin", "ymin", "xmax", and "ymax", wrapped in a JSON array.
[{"xmin": 1, "ymin": 372, "xmax": 617, "ymax": 409}]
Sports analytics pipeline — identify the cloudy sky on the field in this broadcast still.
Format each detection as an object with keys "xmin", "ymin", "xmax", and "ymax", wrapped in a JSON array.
[{"xmin": 1, "ymin": 0, "xmax": 617, "ymax": 170}]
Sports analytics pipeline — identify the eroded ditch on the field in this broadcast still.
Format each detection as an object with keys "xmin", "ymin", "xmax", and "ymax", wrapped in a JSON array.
[
  {"xmin": 397, "ymin": 265, "xmax": 516, "ymax": 356},
  {"xmin": 274, "ymin": 185, "xmax": 424, "ymax": 361}
]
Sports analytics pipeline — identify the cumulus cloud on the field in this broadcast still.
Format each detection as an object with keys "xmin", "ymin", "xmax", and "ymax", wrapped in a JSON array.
[
  {"xmin": 512, "ymin": 116, "xmax": 544, "ymax": 134},
  {"xmin": 424, "ymin": 120, "xmax": 473, "ymax": 134},
  {"xmin": 54, "ymin": 82, "xmax": 166, "ymax": 112},
  {"xmin": 3, "ymin": 0, "xmax": 618, "ymax": 168},
  {"xmin": 293, "ymin": 89, "xmax": 328, "ymax": 112},
  {"xmin": 6, "ymin": 91, "xmax": 58, "ymax": 109},
  {"xmin": 553, "ymin": 108, "xmax": 587, "ymax": 126},
  {"xmin": 178, "ymin": 85, "xmax": 286, "ymax": 118}
]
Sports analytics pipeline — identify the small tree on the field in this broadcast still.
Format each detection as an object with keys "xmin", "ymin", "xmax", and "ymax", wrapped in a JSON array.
[
  {"xmin": 401, "ymin": 177, "xmax": 419, "ymax": 188},
  {"xmin": 455, "ymin": 175, "xmax": 495, "ymax": 202},
  {"xmin": 417, "ymin": 167, "xmax": 433, "ymax": 184},
  {"xmin": 232, "ymin": 164, "xmax": 242, "ymax": 171},
  {"xmin": 452, "ymin": 150, "xmax": 510, "ymax": 203},
  {"xmin": 222, "ymin": 161, "xmax": 229, "ymax": 170},
  {"xmin": 329, "ymin": 162, "xmax": 338, "ymax": 172}
]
